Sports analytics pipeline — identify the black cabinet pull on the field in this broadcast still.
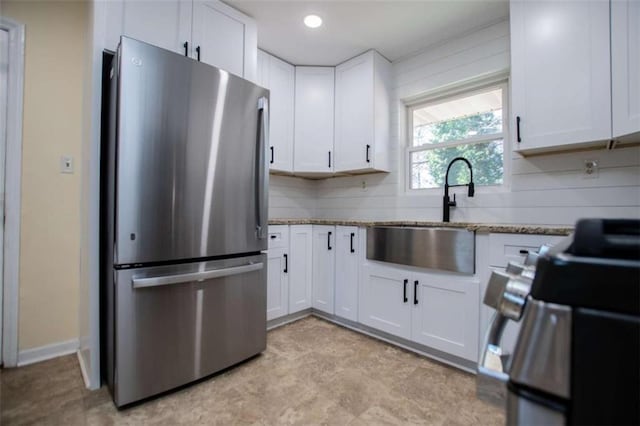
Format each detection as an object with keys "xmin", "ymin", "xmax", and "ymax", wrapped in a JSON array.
[
  {"xmin": 270, "ymin": 235, "xmax": 276, "ymax": 239},
  {"xmin": 327, "ymin": 231, "xmax": 332, "ymax": 250},
  {"xmin": 183, "ymin": 41, "xmax": 189, "ymax": 56},
  {"xmin": 350, "ymin": 232, "xmax": 355, "ymax": 253},
  {"xmin": 196, "ymin": 46, "xmax": 201, "ymax": 62},
  {"xmin": 403, "ymin": 279, "xmax": 408, "ymax": 303},
  {"xmin": 283, "ymin": 254, "xmax": 288, "ymax": 273},
  {"xmin": 328, "ymin": 151, "xmax": 332, "ymax": 168},
  {"xmin": 414, "ymin": 280, "xmax": 419, "ymax": 305},
  {"xmin": 270, "ymin": 146, "xmax": 274, "ymax": 164},
  {"xmin": 366, "ymin": 144, "xmax": 371, "ymax": 163},
  {"xmin": 516, "ymin": 116, "xmax": 521, "ymax": 143},
  {"xmin": 519, "ymin": 249, "xmax": 529, "ymax": 254}
]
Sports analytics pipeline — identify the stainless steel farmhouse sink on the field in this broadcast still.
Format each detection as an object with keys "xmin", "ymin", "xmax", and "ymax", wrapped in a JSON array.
[{"xmin": 366, "ymin": 226, "xmax": 475, "ymax": 274}]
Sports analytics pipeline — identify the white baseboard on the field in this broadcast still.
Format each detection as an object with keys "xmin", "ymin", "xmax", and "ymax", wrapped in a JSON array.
[
  {"xmin": 77, "ymin": 349, "xmax": 91, "ymax": 388},
  {"xmin": 17, "ymin": 339, "xmax": 79, "ymax": 367}
]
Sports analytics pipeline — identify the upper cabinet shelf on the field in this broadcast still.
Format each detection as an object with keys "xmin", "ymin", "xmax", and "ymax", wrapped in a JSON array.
[
  {"xmin": 511, "ymin": 0, "xmax": 640, "ymax": 155},
  {"xmin": 103, "ymin": 0, "xmax": 257, "ymax": 81}
]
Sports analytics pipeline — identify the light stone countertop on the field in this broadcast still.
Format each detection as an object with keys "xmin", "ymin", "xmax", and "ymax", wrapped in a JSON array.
[{"xmin": 268, "ymin": 218, "xmax": 573, "ymax": 235}]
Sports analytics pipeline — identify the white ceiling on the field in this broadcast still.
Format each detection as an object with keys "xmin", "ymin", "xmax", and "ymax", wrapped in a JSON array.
[{"xmin": 226, "ymin": 0, "xmax": 509, "ymax": 66}]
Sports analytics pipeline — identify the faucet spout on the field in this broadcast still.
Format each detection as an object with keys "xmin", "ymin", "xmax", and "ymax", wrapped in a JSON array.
[{"xmin": 443, "ymin": 157, "xmax": 474, "ymax": 222}]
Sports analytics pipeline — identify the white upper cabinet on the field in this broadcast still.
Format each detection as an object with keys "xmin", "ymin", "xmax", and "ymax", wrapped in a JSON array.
[
  {"xmin": 611, "ymin": 0, "xmax": 640, "ymax": 141},
  {"xmin": 334, "ymin": 226, "xmax": 359, "ymax": 322},
  {"xmin": 312, "ymin": 226, "xmax": 336, "ymax": 315},
  {"xmin": 257, "ymin": 50, "xmax": 295, "ymax": 173},
  {"xmin": 511, "ymin": 0, "xmax": 611, "ymax": 154},
  {"xmin": 103, "ymin": 0, "xmax": 256, "ymax": 80},
  {"xmin": 192, "ymin": 1, "xmax": 257, "ymax": 80},
  {"xmin": 294, "ymin": 67, "xmax": 335, "ymax": 174},
  {"xmin": 334, "ymin": 51, "xmax": 391, "ymax": 173},
  {"xmin": 105, "ymin": 0, "xmax": 192, "ymax": 54}
]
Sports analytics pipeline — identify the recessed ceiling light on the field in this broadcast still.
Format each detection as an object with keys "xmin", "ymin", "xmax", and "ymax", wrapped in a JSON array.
[{"xmin": 304, "ymin": 14, "xmax": 322, "ymax": 29}]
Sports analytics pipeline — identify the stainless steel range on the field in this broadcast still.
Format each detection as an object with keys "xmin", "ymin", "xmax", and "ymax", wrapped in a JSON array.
[
  {"xmin": 102, "ymin": 36, "xmax": 269, "ymax": 407},
  {"xmin": 478, "ymin": 219, "xmax": 640, "ymax": 425}
]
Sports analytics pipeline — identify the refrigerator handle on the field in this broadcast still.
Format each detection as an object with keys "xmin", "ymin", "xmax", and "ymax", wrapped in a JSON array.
[
  {"xmin": 131, "ymin": 262, "xmax": 264, "ymax": 289},
  {"xmin": 256, "ymin": 97, "xmax": 269, "ymax": 240}
]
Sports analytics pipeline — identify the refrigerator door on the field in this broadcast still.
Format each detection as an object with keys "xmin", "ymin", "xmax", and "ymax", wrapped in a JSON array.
[
  {"xmin": 114, "ymin": 37, "xmax": 269, "ymax": 266},
  {"xmin": 108, "ymin": 253, "xmax": 267, "ymax": 407}
]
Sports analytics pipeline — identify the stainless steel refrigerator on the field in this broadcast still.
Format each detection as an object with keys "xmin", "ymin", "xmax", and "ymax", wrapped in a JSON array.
[{"xmin": 103, "ymin": 37, "xmax": 269, "ymax": 407}]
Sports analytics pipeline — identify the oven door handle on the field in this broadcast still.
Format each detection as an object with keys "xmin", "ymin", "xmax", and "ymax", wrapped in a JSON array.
[
  {"xmin": 132, "ymin": 262, "xmax": 264, "ymax": 289},
  {"xmin": 477, "ymin": 311, "xmax": 511, "ymax": 405}
]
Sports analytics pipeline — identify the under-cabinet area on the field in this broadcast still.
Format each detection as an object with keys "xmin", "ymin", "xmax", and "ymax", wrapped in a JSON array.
[{"xmin": 266, "ymin": 223, "xmax": 569, "ymax": 371}]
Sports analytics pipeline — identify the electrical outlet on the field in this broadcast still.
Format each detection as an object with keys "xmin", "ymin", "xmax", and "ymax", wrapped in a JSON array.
[
  {"xmin": 361, "ymin": 180, "xmax": 367, "ymax": 191},
  {"xmin": 583, "ymin": 159, "xmax": 599, "ymax": 179},
  {"xmin": 60, "ymin": 155, "xmax": 74, "ymax": 174}
]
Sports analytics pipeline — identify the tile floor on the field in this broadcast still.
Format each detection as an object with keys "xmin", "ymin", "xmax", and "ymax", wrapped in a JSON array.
[{"xmin": 0, "ymin": 316, "xmax": 504, "ymax": 425}]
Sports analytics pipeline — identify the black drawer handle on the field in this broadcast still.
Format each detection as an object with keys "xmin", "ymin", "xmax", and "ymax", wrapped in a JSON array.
[
  {"xmin": 519, "ymin": 249, "xmax": 529, "ymax": 254},
  {"xmin": 366, "ymin": 144, "xmax": 371, "ymax": 163},
  {"xmin": 403, "ymin": 279, "xmax": 408, "ymax": 303},
  {"xmin": 270, "ymin": 235, "xmax": 277, "ymax": 239},
  {"xmin": 270, "ymin": 146, "xmax": 274, "ymax": 164},
  {"xmin": 283, "ymin": 254, "xmax": 288, "ymax": 273},
  {"xmin": 414, "ymin": 280, "xmax": 419, "ymax": 305},
  {"xmin": 350, "ymin": 232, "xmax": 355, "ymax": 253},
  {"xmin": 516, "ymin": 116, "xmax": 522, "ymax": 143},
  {"xmin": 328, "ymin": 231, "xmax": 332, "ymax": 250}
]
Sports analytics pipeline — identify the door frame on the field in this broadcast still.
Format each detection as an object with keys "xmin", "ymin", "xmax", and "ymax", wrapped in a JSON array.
[{"xmin": 0, "ymin": 17, "xmax": 25, "ymax": 368}]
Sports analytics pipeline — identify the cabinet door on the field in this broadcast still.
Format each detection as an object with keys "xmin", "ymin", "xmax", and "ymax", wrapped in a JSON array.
[
  {"xmin": 192, "ymin": 0, "xmax": 257, "ymax": 79},
  {"xmin": 335, "ymin": 226, "xmax": 359, "ymax": 322},
  {"xmin": 511, "ymin": 0, "xmax": 611, "ymax": 153},
  {"xmin": 267, "ymin": 247, "xmax": 288, "ymax": 321},
  {"xmin": 120, "ymin": 0, "xmax": 192, "ymax": 55},
  {"xmin": 294, "ymin": 67, "xmax": 335, "ymax": 173},
  {"xmin": 612, "ymin": 0, "xmax": 640, "ymax": 139},
  {"xmin": 268, "ymin": 55, "xmax": 295, "ymax": 173},
  {"xmin": 411, "ymin": 273, "xmax": 479, "ymax": 361},
  {"xmin": 289, "ymin": 225, "xmax": 312, "ymax": 314},
  {"xmin": 256, "ymin": 49, "xmax": 270, "ymax": 88},
  {"xmin": 334, "ymin": 52, "xmax": 374, "ymax": 172},
  {"xmin": 359, "ymin": 263, "xmax": 411, "ymax": 340},
  {"xmin": 312, "ymin": 226, "xmax": 336, "ymax": 315}
]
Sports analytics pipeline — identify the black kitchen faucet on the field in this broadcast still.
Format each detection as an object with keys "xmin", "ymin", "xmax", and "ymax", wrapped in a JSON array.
[{"xmin": 443, "ymin": 157, "xmax": 474, "ymax": 222}]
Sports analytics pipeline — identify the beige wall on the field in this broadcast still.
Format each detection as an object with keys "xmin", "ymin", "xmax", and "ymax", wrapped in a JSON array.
[{"xmin": 2, "ymin": 1, "xmax": 87, "ymax": 350}]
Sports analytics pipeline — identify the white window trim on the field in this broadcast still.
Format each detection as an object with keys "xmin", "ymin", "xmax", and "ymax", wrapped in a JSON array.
[{"xmin": 404, "ymin": 78, "xmax": 511, "ymax": 195}]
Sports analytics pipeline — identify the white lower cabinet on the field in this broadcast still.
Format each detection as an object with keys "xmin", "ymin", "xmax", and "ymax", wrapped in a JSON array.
[
  {"xmin": 312, "ymin": 226, "xmax": 336, "ymax": 314},
  {"xmin": 288, "ymin": 225, "xmax": 313, "ymax": 314},
  {"xmin": 360, "ymin": 262, "xmax": 412, "ymax": 340},
  {"xmin": 411, "ymin": 272, "xmax": 479, "ymax": 361},
  {"xmin": 334, "ymin": 226, "xmax": 359, "ymax": 321},
  {"xmin": 267, "ymin": 225, "xmax": 289, "ymax": 321},
  {"xmin": 360, "ymin": 261, "xmax": 480, "ymax": 362},
  {"xmin": 266, "ymin": 246, "xmax": 288, "ymax": 321}
]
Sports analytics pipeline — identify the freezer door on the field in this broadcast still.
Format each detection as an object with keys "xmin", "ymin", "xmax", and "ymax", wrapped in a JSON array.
[
  {"xmin": 115, "ymin": 37, "xmax": 269, "ymax": 265},
  {"xmin": 110, "ymin": 254, "xmax": 267, "ymax": 407}
]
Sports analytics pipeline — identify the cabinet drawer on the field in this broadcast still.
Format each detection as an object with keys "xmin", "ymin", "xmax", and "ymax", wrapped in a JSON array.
[
  {"xmin": 488, "ymin": 233, "xmax": 563, "ymax": 268},
  {"xmin": 268, "ymin": 225, "xmax": 289, "ymax": 249}
]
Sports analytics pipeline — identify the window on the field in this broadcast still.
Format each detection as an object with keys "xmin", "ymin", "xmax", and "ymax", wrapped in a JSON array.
[{"xmin": 408, "ymin": 83, "xmax": 507, "ymax": 190}]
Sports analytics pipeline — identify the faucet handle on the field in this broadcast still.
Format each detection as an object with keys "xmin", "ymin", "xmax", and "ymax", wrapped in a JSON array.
[{"xmin": 468, "ymin": 182, "xmax": 475, "ymax": 197}]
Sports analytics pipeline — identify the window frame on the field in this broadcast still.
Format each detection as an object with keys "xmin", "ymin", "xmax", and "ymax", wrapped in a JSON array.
[{"xmin": 405, "ymin": 79, "xmax": 511, "ymax": 194}]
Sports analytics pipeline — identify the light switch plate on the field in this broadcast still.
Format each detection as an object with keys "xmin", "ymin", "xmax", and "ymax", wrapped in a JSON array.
[{"xmin": 60, "ymin": 155, "xmax": 74, "ymax": 174}]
